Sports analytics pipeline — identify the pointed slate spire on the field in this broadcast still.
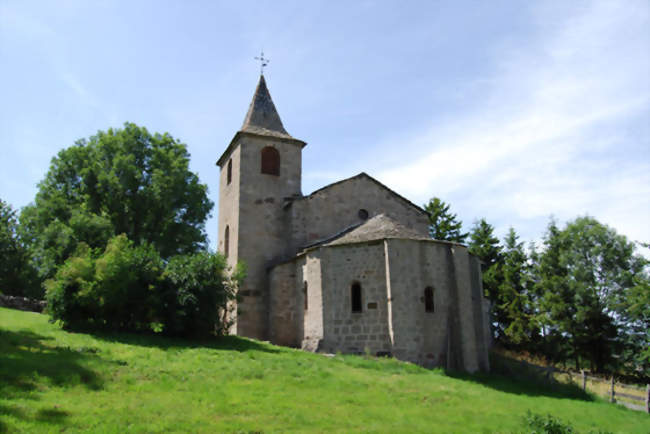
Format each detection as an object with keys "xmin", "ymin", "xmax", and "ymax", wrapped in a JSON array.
[{"xmin": 241, "ymin": 75, "xmax": 293, "ymax": 139}]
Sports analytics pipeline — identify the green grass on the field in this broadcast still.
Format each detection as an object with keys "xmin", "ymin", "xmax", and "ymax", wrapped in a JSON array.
[{"xmin": 1, "ymin": 307, "xmax": 648, "ymax": 433}]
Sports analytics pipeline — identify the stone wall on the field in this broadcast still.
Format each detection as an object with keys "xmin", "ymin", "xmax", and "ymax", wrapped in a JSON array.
[
  {"xmin": 269, "ymin": 260, "xmax": 303, "ymax": 347},
  {"xmin": 221, "ymin": 132, "xmax": 304, "ymax": 340},
  {"xmin": 217, "ymin": 141, "xmax": 242, "ymax": 335},
  {"xmin": 317, "ymin": 242, "xmax": 393, "ymax": 356},
  {"xmin": 383, "ymin": 239, "xmax": 452, "ymax": 368},
  {"xmin": 289, "ymin": 174, "xmax": 429, "ymax": 252},
  {"xmin": 301, "ymin": 252, "xmax": 324, "ymax": 351},
  {"xmin": 385, "ymin": 239, "xmax": 489, "ymax": 372},
  {"xmin": 0, "ymin": 294, "xmax": 46, "ymax": 313},
  {"xmin": 270, "ymin": 237, "xmax": 491, "ymax": 373}
]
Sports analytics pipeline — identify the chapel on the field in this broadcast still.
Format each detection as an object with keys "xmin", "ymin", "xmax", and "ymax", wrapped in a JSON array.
[{"xmin": 217, "ymin": 74, "xmax": 490, "ymax": 372}]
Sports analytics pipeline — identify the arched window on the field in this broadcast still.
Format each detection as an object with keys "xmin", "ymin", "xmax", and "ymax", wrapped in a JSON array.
[
  {"xmin": 226, "ymin": 159, "xmax": 232, "ymax": 185},
  {"xmin": 424, "ymin": 286, "xmax": 434, "ymax": 313},
  {"xmin": 303, "ymin": 281, "xmax": 308, "ymax": 310},
  {"xmin": 224, "ymin": 225, "xmax": 230, "ymax": 258},
  {"xmin": 261, "ymin": 146, "xmax": 280, "ymax": 176},
  {"xmin": 351, "ymin": 282, "xmax": 362, "ymax": 313}
]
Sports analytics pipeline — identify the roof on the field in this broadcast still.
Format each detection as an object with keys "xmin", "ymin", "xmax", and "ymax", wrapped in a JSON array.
[
  {"xmin": 301, "ymin": 214, "xmax": 429, "ymax": 251},
  {"xmin": 241, "ymin": 75, "xmax": 294, "ymax": 140},
  {"xmin": 294, "ymin": 172, "xmax": 429, "ymax": 217},
  {"xmin": 325, "ymin": 214, "xmax": 430, "ymax": 246},
  {"xmin": 217, "ymin": 75, "xmax": 306, "ymax": 167},
  {"xmin": 273, "ymin": 214, "xmax": 469, "ymax": 268}
]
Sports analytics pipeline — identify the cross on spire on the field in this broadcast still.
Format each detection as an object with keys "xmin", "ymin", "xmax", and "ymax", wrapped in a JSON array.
[{"xmin": 254, "ymin": 51, "xmax": 270, "ymax": 75}]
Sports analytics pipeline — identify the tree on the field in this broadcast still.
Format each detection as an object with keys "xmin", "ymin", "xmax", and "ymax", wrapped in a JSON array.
[
  {"xmin": 534, "ymin": 219, "xmax": 574, "ymax": 366},
  {"xmin": 46, "ymin": 234, "xmax": 242, "ymax": 337},
  {"xmin": 495, "ymin": 228, "xmax": 537, "ymax": 347},
  {"xmin": 617, "ymin": 270, "xmax": 650, "ymax": 374},
  {"xmin": 20, "ymin": 123, "xmax": 214, "ymax": 282},
  {"xmin": 0, "ymin": 199, "xmax": 38, "ymax": 297},
  {"xmin": 423, "ymin": 197, "xmax": 468, "ymax": 243},
  {"xmin": 468, "ymin": 218, "xmax": 502, "ymax": 301},
  {"xmin": 536, "ymin": 216, "xmax": 646, "ymax": 373}
]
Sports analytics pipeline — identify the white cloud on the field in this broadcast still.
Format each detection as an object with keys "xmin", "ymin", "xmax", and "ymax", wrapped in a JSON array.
[{"xmin": 373, "ymin": 1, "xmax": 650, "ymax": 245}]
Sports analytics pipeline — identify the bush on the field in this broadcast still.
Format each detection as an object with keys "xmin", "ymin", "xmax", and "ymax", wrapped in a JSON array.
[
  {"xmin": 94, "ymin": 235, "xmax": 164, "ymax": 332},
  {"xmin": 45, "ymin": 234, "xmax": 241, "ymax": 337},
  {"xmin": 45, "ymin": 243, "xmax": 98, "ymax": 330},
  {"xmin": 523, "ymin": 411, "xmax": 575, "ymax": 434},
  {"xmin": 164, "ymin": 253, "xmax": 243, "ymax": 337}
]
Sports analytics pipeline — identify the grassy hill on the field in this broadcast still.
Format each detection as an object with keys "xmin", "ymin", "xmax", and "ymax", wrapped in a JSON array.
[{"xmin": 1, "ymin": 307, "xmax": 648, "ymax": 433}]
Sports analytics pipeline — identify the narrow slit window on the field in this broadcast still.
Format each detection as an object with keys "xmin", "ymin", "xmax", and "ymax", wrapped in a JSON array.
[
  {"xmin": 224, "ymin": 225, "xmax": 230, "ymax": 258},
  {"xmin": 351, "ymin": 282, "xmax": 362, "ymax": 313},
  {"xmin": 227, "ymin": 159, "xmax": 232, "ymax": 185},
  {"xmin": 261, "ymin": 146, "xmax": 280, "ymax": 176},
  {"xmin": 424, "ymin": 286, "xmax": 434, "ymax": 313},
  {"xmin": 303, "ymin": 281, "xmax": 308, "ymax": 310}
]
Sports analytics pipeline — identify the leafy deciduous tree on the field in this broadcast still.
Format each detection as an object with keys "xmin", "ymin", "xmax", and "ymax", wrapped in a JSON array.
[
  {"xmin": 0, "ymin": 199, "xmax": 38, "ymax": 297},
  {"xmin": 20, "ymin": 123, "xmax": 214, "ymax": 282}
]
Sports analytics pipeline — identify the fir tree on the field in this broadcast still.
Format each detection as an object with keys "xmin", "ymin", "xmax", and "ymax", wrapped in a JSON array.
[{"xmin": 423, "ymin": 197, "xmax": 468, "ymax": 243}]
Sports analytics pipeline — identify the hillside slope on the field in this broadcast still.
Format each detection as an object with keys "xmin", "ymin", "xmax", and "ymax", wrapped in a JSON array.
[{"xmin": 1, "ymin": 307, "xmax": 648, "ymax": 433}]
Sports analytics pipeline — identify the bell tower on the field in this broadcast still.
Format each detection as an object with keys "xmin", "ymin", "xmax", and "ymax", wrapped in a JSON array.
[{"xmin": 216, "ymin": 74, "xmax": 306, "ymax": 339}]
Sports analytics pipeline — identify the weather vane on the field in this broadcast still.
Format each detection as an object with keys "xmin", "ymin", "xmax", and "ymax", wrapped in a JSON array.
[{"xmin": 255, "ymin": 50, "xmax": 270, "ymax": 75}]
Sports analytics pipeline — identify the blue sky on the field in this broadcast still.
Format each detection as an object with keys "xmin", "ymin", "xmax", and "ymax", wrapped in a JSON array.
[{"xmin": 1, "ymin": 0, "xmax": 648, "ymax": 253}]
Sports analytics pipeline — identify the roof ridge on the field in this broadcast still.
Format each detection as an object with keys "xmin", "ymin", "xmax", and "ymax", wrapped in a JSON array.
[{"xmin": 300, "ymin": 172, "xmax": 428, "ymax": 216}]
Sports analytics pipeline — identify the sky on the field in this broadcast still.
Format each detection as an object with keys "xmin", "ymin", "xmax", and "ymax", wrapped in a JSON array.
[{"xmin": 1, "ymin": 0, "xmax": 649, "ymax": 254}]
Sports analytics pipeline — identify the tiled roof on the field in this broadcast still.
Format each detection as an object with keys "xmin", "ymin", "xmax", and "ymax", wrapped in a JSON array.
[
  {"xmin": 325, "ymin": 214, "xmax": 429, "ymax": 246},
  {"xmin": 240, "ymin": 75, "xmax": 294, "ymax": 140}
]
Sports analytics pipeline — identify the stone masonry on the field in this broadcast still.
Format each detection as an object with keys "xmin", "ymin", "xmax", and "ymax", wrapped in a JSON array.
[{"xmin": 217, "ymin": 74, "xmax": 491, "ymax": 372}]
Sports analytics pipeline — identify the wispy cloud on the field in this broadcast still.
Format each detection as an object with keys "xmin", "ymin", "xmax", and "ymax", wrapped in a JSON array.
[{"xmin": 374, "ymin": 1, "xmax": 650, "ymax": 244}]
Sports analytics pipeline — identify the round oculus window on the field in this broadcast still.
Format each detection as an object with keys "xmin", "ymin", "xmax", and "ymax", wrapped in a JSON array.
[{"xmin": 358, "ymin": 209, "xmax": 369, "ymax": 220}]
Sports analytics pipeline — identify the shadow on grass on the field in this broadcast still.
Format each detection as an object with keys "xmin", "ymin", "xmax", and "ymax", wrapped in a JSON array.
[
  {"xmin": 334, "ymin": 354, "xmax": 434, "ymax": 376},
  {"xmin": 0, "ymin": 328, "xmax": 105, "ymax": 430},
  {"xmin": 90, "ymin": 330, "xmax": 281, "ymax": 354},
  {"xmin": 446, "ymin": 353, "xmax": 594, "ymax": 402}
]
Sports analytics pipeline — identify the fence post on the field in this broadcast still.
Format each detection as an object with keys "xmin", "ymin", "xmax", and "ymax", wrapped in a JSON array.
[
  {"xmin": 581, "ymin": 370, "xmax": 586, "ymax": 391},
  {"xmin": 645, "ymin": 384, "xmax": 649, "ymax": 414},
  {"xmin": 610, "ymin": 376, "xmax": 615, "ymax": 403}
]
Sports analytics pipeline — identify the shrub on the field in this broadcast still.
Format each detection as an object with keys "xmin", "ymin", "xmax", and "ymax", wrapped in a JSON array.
[
  {"xmin": 163, "ymin": 252, "xmax": 243, "ymax": 337},
  {"xmin": 94, "ymin": 235, "xmax": 164, "ymax": 332},
  {"xmin": 45, "ymin": 234, "xmax": 241, "ymax": 337},
  {"xmin": 46, "ymin": 235, "xmax": 164, "ymax": 332},
  {"xmin": 45, "ymin": 243, "xmax": 98, "ymax": 330},
  {"xmin": 521, "ymin": 411, "xmax": 581, "ymax": 434}
]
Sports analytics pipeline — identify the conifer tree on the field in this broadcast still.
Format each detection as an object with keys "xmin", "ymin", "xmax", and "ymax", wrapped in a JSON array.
[
  {"xmin": 468, "ymin": 218, "xmax": 502, "ymax": 302},
  {"xmin": 535, "ymin": 216, "xmax": 645, "ymax": 372},
  {"xmin": 496, "ymin": 228, "xmax": 537, "ymax": 347},
  {"xmin": 423, "ymin": 197, "xmax": 468, "ymax": 243},
  {"xmin": 535, "ymin": 219, "xmax": 576, "ymax": 366}
]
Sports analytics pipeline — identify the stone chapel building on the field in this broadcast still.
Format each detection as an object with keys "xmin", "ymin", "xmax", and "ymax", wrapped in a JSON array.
[{"xmin": 217, "ymin": 75, "xmax": 491, "ymax": 372}]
